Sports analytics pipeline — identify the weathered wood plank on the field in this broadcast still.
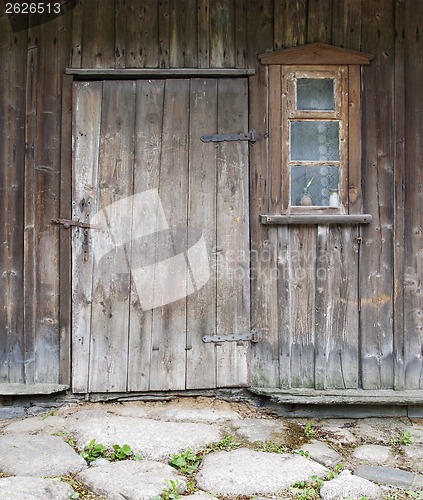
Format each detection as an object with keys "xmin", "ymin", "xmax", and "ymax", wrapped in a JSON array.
[
  {"xmin": 210, "ymin": 0, "xmax": 236, "ymax": 68},
  {"xmin": 331, "ymin": 0, "xmax": 362, "ymax": 50},
  {"xmin": 0, "ymin": 18, "xmax": 26, "ymax": 384},
  {"xmin": 70, "ymin": 0, "xmax": 83, "ymax": 68},
  {"xmin": 360, "ymin": 0, "xmax": 395, "ymax": 389},
  {"xmin": 186, "ymin": 78, "xmax": 218, "ymax": 389},
  {"xmin": 393, "ymin": 0, "xmax": 406, "ymax": 390},
  {"xmin": 247, "ymin": 0, "xmax": 278, "ymax": 388},
  {"xmin": 403, "ymin": 0, "xmax": 423, "ymax": 389},
  {"xmin": 274, "ymin": 0, "xmax": 307, "ymax": 49},
  {"xmin": 197, "ymin": 0, "xmax": 210, "ymax": 68},
  {"xmin": 148, "ymin": 79, "xmax": 190, "ymax": 390},
  {"xmin": 215, "ymin": 78, "xmax": 250, "ymax": 387},
  {"xmin": 315, "ymin": 226, "xmax": 359, "ymax": 389},
  {"xmin": 66, "ymin": 68, "xmax": 255, "ymax": 77},
  {"xmin": 289, "ymin": 226, "xmax": 316, "ymax": 388},
  {"xmin": 260, "ymin": 214, "xmax": 372, "ymax": 225},
  {"xmin": 169, "ymin": 0, "xmax": 197, "ymax": 67},
  {"xmin": 71, "ymin": 81, "xmax": 103, "ymax": 393},
  {"xmin": 81, "ymin": 0, "xmax": 115, "ymax": 68},
  {"xmin": 158, "ymin": 0, "xmax": 170, "ymax": 68},
  {"xmin": 23, "ymin": 26, "xmax": 39, "ymax": 384},
  {"xmin": 127, "ymin": 79, "xmax": 165, "ymax": 391},
  {"xmin": 33, "ymin": 17, "xmax": 70, "ymax": 384},
  {"xmin": 306, "ymin": 0, "xmax": 333, "ymax": 44},
  {"xmin": 235, "ymin": 0, "xmax": 247, "ymax": 68},
  {"xmin": 88, "ymin": 80, "xmax": 136, "ymax": 392},
  {"xmin": 124, "ymin": 0, "xmax": 159, "ymax": 68}
]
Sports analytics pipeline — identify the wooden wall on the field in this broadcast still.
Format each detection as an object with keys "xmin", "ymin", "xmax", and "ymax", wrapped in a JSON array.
[{"xmin": 0, "ymin": 0, "xmax": 422, "ymax": 391}]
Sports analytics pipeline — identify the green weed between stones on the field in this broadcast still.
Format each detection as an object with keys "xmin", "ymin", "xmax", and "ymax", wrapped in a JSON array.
[
  {"xmin": 80, "ymin": 439, "xmax": 142, "ymax": 463},
  {"xmin": 391, "ymin": 430, "xmax": 415, "ymax": 447},
  {"xmin": 151, "ymin": 478, "xmax": 186, "ymax": 500}
]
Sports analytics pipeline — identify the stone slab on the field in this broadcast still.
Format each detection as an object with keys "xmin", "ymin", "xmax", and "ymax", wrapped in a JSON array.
[
  {"xmin": 0, "ymin": 476, "xmax": 74, "ymax": 500},
  {"xmin": 320, "ymin": 470, "xmax": 383, "ymax": 499},
  {"xmin": 355, "ymin": 465, "xmax": 423, "ymax": 489},
  {"xmin": 352, "ymin": 444, "xmax": 394, "ymax": 464},
  {"xmin": 0, "ymin": 434, "xmax": 86, "ymax": 477},
  {"xmin": 69, "ymin": 414, "xmax": 222, "ymax": 460},
  {"xmin": 231, "ymin": 418, "xmax": 285, "ymax": 442},
  {"xmin": 195, "ymin": 447, "xmax": 328, "ymax": 496},
  {"xmin": 299, "ymin": 440, "xmax": 341, "ymax": 467},
  {"xmin": 76, "ymin": 460, "xmax": 186, "ymax": 500}
]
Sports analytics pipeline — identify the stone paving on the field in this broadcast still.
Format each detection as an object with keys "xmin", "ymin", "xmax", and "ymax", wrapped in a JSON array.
[{"xmin": 0, "ymin": 397, "xmax": 422, "ymax": 499}]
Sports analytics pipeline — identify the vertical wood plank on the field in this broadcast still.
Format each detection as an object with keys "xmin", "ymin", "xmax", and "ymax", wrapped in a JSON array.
[
  {"xmin": 348, "ymin": 65, "xmax": 362, "ymax": 214},
  {"xmin": 127, "ymin": 79, "xmax": 165, "ymax": 391},
  {"xmin": 33, "ymin": 16, "xmax": 70, "ymax": 384},
  {"xmin": 197, "ymin": 0, "xmax": 210, "ymax": 68},
  {"xmin": 274, "ymin": 0, "xmax": 307, "ymax": 49},
  {"xmin": 186, "ymin": 78, "xmax": 218, "ymax": 389},
  {"xmin": 70, "ymin": 0, "xmax": 83, "ymax": 68},
  {"xmin": 0, "ymin": 18, "xmax": 26, "ymax": 384},
  {"xmin": 360, "ymin": 0, "xmax": 395, "ymax": 389},
  {"xmin": 393, "ymin": 0, "xmax": 406, "ymax": 390},
  {"xmin": 169, "ymin": 0, "xmax": 197, "ymax": 67},
  {"xmin": 315, "ymin": 225, "xmax": 360, "ymax": 389},
  {"xmin": 71, "ymin": 81, "xmax": 103, "ymax": 393},
  {"xmin": 81, "ymin": 0, "xmax": 116, "ymax": 68},
  {"xmin": 216, "ymin": 78, "xmax": 250, "ymax": 387},
  {"xmin": 210, "ymin": 0, "xmax": 236, "ymax": 68},
  {"xmin": 403, "ymin": 0, "xmax": 423, "ymax": 389},
  {"xmin": 148, "ymin": 79, "xmax": 190, "ymax": 390},
  {"xmin": 247, "ymin": 0, "xmax": 278, "ymax": 388},
  {"xmin": 124, "ymin": 0, "xmax": 159, "ymax": 68},
  {"xmin": 88, "ymin": 80, "xmax": 136, "ymax": 392},
  {"xmin": 331, "ymin": 0, "xmax": 362, "ymax": 50},
  {"xmin": 288, "ymin": 226, "xmax": 316, "ymax": 388},
  {"xmin": 235, "ymin": 0, "xmax": 247, "ymax": 68},
  {"xmin": 59, "ymin": 75, "xmax": 73, "ymax": 386},
  {"xmin": 23, "ymin": 27, "xmax": 39, "ymax": 384},
  {"xmin": 158, "ymin": 0, "xmax": 170, "ymax": 68},
  {"xmin": 114, "ymin": 0, "xmax": 126, "ymax": 68},
  {"xmin": 306, "ymin": 0, "xmax": 333, "ymax": 44}
]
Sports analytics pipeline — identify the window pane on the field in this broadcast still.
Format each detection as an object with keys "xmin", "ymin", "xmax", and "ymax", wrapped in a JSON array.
[
  {"xmin": 290, "ymin": 165, "xmax": 340, "ymax": 207},
  {"xmin": 291, "ymin": 121, "xmax": 339, "ymax": 161},
  {"xmin": 297, "ymin": 78, "xmax": 335, "ymax": 111}
]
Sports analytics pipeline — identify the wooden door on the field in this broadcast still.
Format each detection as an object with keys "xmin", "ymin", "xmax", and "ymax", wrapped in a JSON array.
[{"xmin": 71, "ymin": 78, "xmax": 250, "ymax": 393}]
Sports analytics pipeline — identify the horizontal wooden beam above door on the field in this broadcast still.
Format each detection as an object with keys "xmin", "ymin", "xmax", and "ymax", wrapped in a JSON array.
[{"xmin": 66, "ymin": 68, "xmax": 256, "ymax": 79}]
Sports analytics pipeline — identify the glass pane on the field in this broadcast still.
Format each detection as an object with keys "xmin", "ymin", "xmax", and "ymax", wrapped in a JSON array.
[
  {"xmin": 291, "ymin": 121, "xmax": 339, "ymax": 161},
  {"xmin": 290, "ymin": 165, "xmax": 340, "ymax": 207},
  {"xmin": 297, "ymin": 78, "xmax": 335, "ymax": 111}
]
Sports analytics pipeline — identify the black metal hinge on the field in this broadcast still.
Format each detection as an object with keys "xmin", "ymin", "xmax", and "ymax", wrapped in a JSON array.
[
  {"xmin": 202, "ymin": 328, "xmax": 258, "ymax": 343},
  {"xmin": 201, "ymin": 128, "xmax": 257, "ymax": 144}
]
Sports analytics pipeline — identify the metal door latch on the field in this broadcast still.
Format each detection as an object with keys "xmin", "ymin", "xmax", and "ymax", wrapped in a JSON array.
[
  {"xmin": 202, "ymin": 328, "xmax": 258, "ymax": 343},
  {"xmin": 51, "ymin": 218, "xmax": 102, "ymax": 230},
  {"xmin": 201, "ymin": 128, "xmax": 257, "ymax": 143}
]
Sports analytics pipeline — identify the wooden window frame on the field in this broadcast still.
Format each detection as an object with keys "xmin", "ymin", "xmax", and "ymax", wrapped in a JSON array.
[{"xmin": 259, "ymin": 43, "xmax": 373, "ymax": 224}]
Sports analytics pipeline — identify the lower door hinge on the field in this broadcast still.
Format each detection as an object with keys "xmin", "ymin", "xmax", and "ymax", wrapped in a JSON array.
[
  {"xmin": 201, "ymin": 128, "xmax": 257, "ymax": 144},
  {"xmin": 202, "ymin": 328, "xmax": 258, "ymax": 344}
]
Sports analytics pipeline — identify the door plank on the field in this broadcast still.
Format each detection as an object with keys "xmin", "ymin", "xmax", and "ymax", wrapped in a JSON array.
[
  {"xmin": 88, "ymin": 80, "xmax": 136, "ymax": 392},
  {"xmin": 216, "ymin": 78, "xmax": 250, "ymax": 387},
  {"xmin": 128, "ymin": 80, "xmax": 166, "ymax": 391},
  {"xmin": 186, "ymin": 78, "xmax": 218, "ymax": 389},
  {"xmin": 148, "ymin": 79, "xmax": 190, "ymax": 391},
  {"xmin": 71, "ymin": 81, "xmax": 103, "ymax": 393}
]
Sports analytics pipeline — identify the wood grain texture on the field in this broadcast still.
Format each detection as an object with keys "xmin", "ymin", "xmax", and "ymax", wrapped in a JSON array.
[
  {"xmin": 360, "ymin": 0, "xmax": 395, "ymax": 389},
  {"xmin": 148, "ymin": 79, "xmax": 190, "ymax": 391},
  {"xmin": 403, "ymin": 0, "xmax": 423, "ymax": 389},
  {"xmin": 0, "ymin": 17, "xmax": 26, "ymax": 384},
  {"xmin": 127, "ymin": 79, "xmax": 165, "ymax": 391},
  {"xmin": 71, "ymin": 81, "xmax": 103, "ymax": 393},
  {"xmin": 88, "ymin": 80, "xmax": 136, "ymax": 392},
  {"xmin": 186, "ymin": 78, "xmax": 218, "ymax": 389},
  {"xmin": 215, "ymin": 78, "xmax": 250, "ymax": 387}
]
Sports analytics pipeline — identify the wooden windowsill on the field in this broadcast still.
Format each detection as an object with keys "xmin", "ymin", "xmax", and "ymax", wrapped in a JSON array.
[{"xmin": 260, "ymin": 214, "xmax": 372, "ymax": 225}]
